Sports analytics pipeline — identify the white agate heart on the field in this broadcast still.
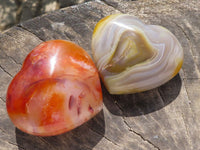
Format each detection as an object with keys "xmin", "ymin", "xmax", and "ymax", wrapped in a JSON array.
[{"xmin": 92, "ymin": 14, "xmax": 183, "ymax": 94}]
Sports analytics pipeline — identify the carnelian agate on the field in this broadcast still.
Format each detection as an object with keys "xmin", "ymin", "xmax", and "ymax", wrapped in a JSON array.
[{"xmin": 6, "ymin": 40, "xmax": 102, "ymax": 136}]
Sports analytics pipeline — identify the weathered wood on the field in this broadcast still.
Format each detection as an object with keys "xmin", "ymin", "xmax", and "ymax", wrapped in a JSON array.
[{"xmin": 0, "ymin": 0, "xmax": 200, "ymax": 149}]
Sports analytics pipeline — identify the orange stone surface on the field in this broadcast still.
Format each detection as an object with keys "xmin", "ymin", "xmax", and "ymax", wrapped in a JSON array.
[{"xmin": 6, "ymin": 40, "xmax": 103, "ymax": 136}]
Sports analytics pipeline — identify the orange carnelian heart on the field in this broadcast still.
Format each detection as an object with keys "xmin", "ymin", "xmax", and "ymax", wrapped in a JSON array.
[{"xmin": 6, "ymin": 40, "xmax": 102, "ymax": 136}]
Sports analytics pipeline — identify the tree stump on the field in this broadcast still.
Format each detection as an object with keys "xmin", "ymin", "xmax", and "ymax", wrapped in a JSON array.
[{"xmin": 0, "ymin": 0, "xmax": 200, "ymax": 149}]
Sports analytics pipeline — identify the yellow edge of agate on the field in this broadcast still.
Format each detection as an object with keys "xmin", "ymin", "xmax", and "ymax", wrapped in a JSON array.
[
  {"xmin": 93, "ymin": 14, "xmax": 121, "ymax": 36},
  {"xmin": 172, "ymin": 58, "xmax": 183, "ymax": 77}
]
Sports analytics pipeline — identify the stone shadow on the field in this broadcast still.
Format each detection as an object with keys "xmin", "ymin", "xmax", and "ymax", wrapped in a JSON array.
[
  {"xmin": 16, "ymin": 110, "xmax": 105, "ymax": 150},
  {"xmin": 103, "ymin": 74, "xmax": 182, "ymax": 116}
]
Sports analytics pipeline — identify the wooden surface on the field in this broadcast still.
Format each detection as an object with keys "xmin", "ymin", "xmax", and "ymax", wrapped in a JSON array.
[{"xmin": 0, "ymin": 0, "xmax": 200, "ymax": 149}]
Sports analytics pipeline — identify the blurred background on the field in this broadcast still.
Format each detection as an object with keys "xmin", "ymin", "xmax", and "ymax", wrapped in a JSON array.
[{"xmin": 0, "ymin": 0, "xmax": 91, "ymax": 32}]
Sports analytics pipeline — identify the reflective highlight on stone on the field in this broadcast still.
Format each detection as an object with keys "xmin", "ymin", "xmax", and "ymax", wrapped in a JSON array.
[{"xmin": 7, "ymin": 40, "xmax": 103, "ymax": 136}]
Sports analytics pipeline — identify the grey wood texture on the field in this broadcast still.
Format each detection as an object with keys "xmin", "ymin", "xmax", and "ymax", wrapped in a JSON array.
[{"xmin": 0, "ymin": 0, "xmax": 200, "ymax": 149}]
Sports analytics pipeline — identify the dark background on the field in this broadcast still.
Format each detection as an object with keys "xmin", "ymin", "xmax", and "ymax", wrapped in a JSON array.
[{"xmin": 0, "ymin": 0, "xmax": 91, "ymax": 32}]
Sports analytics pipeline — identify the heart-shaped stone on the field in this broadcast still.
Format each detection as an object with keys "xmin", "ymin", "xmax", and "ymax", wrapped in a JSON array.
[
  {"xmin": 92, "ymin": 14, "xmax": 183, "ymax": 94},
  {"xmin": 7, "ymin": 40, "xmax": 102, "ymax": 136}
]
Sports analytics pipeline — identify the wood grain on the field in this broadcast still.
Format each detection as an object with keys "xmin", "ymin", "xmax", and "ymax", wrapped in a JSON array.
[{"xmin": 0, "ymin": 0, "xmax": 199, "ymax": 149}]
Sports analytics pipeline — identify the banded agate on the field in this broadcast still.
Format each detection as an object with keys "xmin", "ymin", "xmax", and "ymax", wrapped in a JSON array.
[
  {"xmin": 7, "ymin": 40, "xmax": 102, "ymax": 136},
  {"xmin": 92, "ymin": 14, "xmax": 183, "ymax": 94}
]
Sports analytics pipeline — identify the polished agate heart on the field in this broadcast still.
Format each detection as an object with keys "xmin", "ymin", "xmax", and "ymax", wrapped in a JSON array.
[
  {"xmin": 7, "ymin": 40, "xmax": 102, "ymax": 136},
  {"xmin": 92, "ymin": 14, "xmax": 184, "ymax": 94}
]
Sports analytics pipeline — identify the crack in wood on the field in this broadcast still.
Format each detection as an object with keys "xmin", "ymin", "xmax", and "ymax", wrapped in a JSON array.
[
  {"xmin": 0, "ymin": 49, "xmax": 23, "ymax": 65},
  {"xmin": 8, "ymin": 141, "xmax": 25, "ymax": 150},
  {"xmin": 8, "ymin": 55, "xmax": 22, "ymax": 65},
  {"xmin": 123, "ymin": 118, "xmax": 160, "ymax": 150},
  {"xmin": 0, "ymin": 65, "xmax": 13, "ymax": 78},
  {"xmin": 172, "ymin": 20, "xmax": 200, "ymax": 77},
  {"xmin": 174, "ymin": 22, "xmax": 196, "ymax": 59},
  {"xmin": 87, "ymin": 125, "xmax": 121, "ymax": 147},
  {"xmin": 0, "ymin": 127, "xmax": 6, "ymax": 134},
  {"xmin": 173, "ymin": 20, "xmax": 200, "ymax": 80},
  {"xmin": 0, "ymin": 127, "xmax": 12, "ymax": 138},
  {"xmin": 156, "ymin": 88, "xmax": 165, "ymax": 107},
  {"xmin": 86, "ymin": 124, "xmax": 121, "ymax": 147},
  {"xmin": 113, "ymin": 101, "xmax": 160, "ymax": 150},
  {"xmin": 0, "ymin": 97, "xmax": 6, "ymax": 103},
  {"xmin": 17, "ymin": 24, "xmax": 44, "ymax": 41}
]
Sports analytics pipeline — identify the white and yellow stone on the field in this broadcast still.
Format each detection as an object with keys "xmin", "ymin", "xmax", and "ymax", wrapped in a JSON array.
[{"xmin": 92, "ymin": 14, "xmax": 184, "ymax": 94}]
